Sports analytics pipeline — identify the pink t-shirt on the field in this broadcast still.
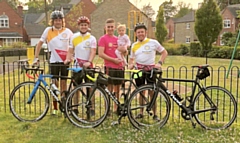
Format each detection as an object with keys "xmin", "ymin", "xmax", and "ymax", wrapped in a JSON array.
[{"xmin": 98, "ymin": 34, "xmax": 123, "ymax": 68}]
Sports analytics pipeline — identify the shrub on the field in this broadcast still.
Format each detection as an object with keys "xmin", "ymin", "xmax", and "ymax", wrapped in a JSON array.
[{"xmin": 189, "ymin": 42, "xmax": 201, "ymax": 57}]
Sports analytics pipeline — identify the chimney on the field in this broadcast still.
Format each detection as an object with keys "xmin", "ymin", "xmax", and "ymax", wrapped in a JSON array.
[{"xmin": 17, "ymin": 5, "xmax": 23, "ymax": 16}]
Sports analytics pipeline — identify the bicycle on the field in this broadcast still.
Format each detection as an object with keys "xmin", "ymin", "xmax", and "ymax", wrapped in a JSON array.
[
  {"xmin": 9, "ymin": 64, "xmax": 80, "ymax": 122},
  {"xmin": 127, "ymin": 65, "xmax": 237, "ymax": 130},
  {"xmin": 65, "ymin": 67, "xmax": 140, "ymax": 128}
]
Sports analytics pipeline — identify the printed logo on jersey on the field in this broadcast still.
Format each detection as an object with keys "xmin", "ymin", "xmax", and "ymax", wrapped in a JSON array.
[
  {"xmin": 142, "ymin": 45, "xmax": 152, "ymax": 54},
  {"xmin": 84, "ymin": 41, "xmax": 91, "ymax": 50},
  {"xmin": 60, "ymin": 33, "xmax": 69, "ymax": 42},
  {"xmin": 55, "ymin": 49, "xmax": 67, "ymax": 61}
]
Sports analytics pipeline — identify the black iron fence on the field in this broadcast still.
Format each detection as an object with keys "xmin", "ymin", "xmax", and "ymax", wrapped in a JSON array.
[
  {"xmin": 0, "ymin": 49, "xmax": 240, "ymax": 122},
  {"xmin": 0, "ymin": 57, "xmax": 239, "ymax": 123}
]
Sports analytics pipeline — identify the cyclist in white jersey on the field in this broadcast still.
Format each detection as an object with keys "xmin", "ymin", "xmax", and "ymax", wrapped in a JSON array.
[
  {"xmin": 65, "ymin": 16, "xmax": 97, "ymax": 115},
  {"xmin": 33, "ymin": 10, "xmax": 73, "ymax": 115},
  {"xmin": 128, "ymin": 23, "xmax": 168, "ymax": 120}
]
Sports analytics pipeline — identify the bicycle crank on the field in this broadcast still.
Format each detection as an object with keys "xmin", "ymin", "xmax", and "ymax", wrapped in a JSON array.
[{"xmin": 181, "ymin": 110, "xmax": 191, "ymax": 120}]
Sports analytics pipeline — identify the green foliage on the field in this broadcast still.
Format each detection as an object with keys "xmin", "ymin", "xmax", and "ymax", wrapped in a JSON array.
[
  {"xmin": 222, "ymin": 32, "xmax": 239, "ymax": 47},
  {"xmin": 160, "ymin": 1, "xmax": 177, "ymax": 20},
  {"xmin": 174, "ymin": 1, "xmax": 192, "ymax": 18},
  {"xmin": 189, "ymin": 42, "xmax": 201, "ymax": 57},
  {"xmin": 163, "ymin": 43, "xmax": 183, "ymax": 55},
  {"xmin": 27, "ymin": 0, "xmax": 45, "ymax": 13},
  {"xmin": 195, "ymin": 0, "xmax": 222, "ymax": 54},
  {"xmin": 10, "ymin": 42, "xmax": 28, "ymax": 49},
  {"xmin": 155, "ymin": 6, "xmax": 168, "ymax": 44},
  {"xmin": 179, "ymin": 44, "xmax": 189, "ymax": 55},
  {"xmin": 141, "ymin": 3, "xmax": 155, "ymax": 19},
  {"xmin": 217, "ymin": 0, "xmax": 240, "ymax": 11},
  {"xmin": 66, "ymin": 3, "xmax": 83, "ymax": 31}
]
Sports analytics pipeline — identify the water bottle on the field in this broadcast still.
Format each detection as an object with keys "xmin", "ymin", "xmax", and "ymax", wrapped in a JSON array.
[
  {"xmin": 173, "ymin": 90, "xmax": 183, "ymax": 101},
  {"xmin": 51, "ymin": 83, "xmax": 60, "ymax": 95}
]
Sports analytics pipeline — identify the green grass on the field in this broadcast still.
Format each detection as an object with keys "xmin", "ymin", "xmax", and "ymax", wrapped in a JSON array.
[
  {"xmin": 1, "ymin": 55, "xmax": 240, "ymax": 142},
  {"xmin": 1, "ymin": 112, "xmax": 240, "ymax": 143}
]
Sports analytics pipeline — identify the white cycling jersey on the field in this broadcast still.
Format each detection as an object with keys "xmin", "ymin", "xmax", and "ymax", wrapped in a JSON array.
[
  {"xmin": 130, "ymin": 38, "xmax": 165, "ymax": 65},
  {"xmin": 69, "ymin": 32, "xmax": 97, "ymax": 67},
  {"xmin": 40, "ymin": 26, "xmax": 73, "ymax": 63}
]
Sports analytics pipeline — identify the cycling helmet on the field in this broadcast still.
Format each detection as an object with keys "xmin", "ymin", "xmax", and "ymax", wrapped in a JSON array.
[
  {"xmin": 51, "ymin": 10, "xmax": 64, "ymax": 19},
  {"xmin": 134, "ymin": 22, "xmax": 147, "ymax": 32},
  {"xmin": 77, "ymin": 16, "xmax": 90, "ymax": 25}
]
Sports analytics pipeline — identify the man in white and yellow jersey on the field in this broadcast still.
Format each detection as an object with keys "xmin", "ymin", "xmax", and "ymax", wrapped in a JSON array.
[
  {"xmin": 33, "ymin": 10, "xmax": 73, "ymax": 115},
  {"xmin": 128, "ymin": 23, "xmax": 168, "ymax": 120},
  {"xmin": 65, "ymin": 16, "xmax": 96, "ymax": 115}
]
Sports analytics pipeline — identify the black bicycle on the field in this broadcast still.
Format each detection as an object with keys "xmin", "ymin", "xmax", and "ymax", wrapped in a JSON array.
[
  {"xmin": 9, "ymin": 64, "xmax": 79, "ymax": 122},
  {"xmin": 65, "ymin": 67, "xmax": 140, "ymax": 128},
  {"xmin": 127, "ymin": 65, "xmax": 237, "ymax": 130}
]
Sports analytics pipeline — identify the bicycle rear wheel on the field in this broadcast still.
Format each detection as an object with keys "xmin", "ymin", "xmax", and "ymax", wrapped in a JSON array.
[
  {"xmin": 65, "ymin": 83, "xmax": 110, "ymax": 128},
  {"xmin": 127, "ymin": 85, "xmax": 171, "ymax": 130},
  {"xmin": 9, "ymin": 81, "xmax": 49, "ymax": 122},
  {"xmin": 193, "ymin": 86, "xmax": 237, "ymax": 130}
]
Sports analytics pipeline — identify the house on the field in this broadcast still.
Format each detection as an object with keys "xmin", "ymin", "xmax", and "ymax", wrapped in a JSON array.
[
  {"xmin": 166, "ymin": 17, "xmax": 177, "ymax": 40},
  {"xmin": 217, "ymin": 4, "xmax": 240, "ymax": 46},
  {"xmin": 174, "ymin": 10, "xmax": 198, "ymax": 44},
  {"xmin": 0, "ymin": 0, "xmax": 24, "ymax": 47},
  {"xmin": 56, "ymin": 0, "xmax": 97, "ymax": 33},
  {"xmin": 23, "ymin": 13, "xmax": 46, "ymax": 46},
  {"xmin": 23, "ymin": 0, "xmax": 96, "ymax": 46},
  {"xmin": 90, "ymin": 0, "xmax": 154, "ymax": 42}
]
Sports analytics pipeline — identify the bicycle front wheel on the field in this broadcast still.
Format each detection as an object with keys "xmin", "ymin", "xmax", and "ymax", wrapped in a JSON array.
[
  {"xmin": 9, "ymin": 81, "xmax": 50, "ymax": 122},
  {"xmin": 65, "ymin": 83, "xmax": 110, "ymax": 128},
  {"xmin": 127, "ymin": 85, "xmax": 171, "ymax": 130},
  {"xmin": 193, "ymin": 86, "xmax": 237, "ymax": 130}
]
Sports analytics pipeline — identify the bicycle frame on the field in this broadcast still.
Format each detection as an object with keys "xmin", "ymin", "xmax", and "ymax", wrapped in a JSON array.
[
  {"xmin": 147, "ymin": 68, "xmax": 217, "ymax": 117},
  {"xmin": 27, "ymin": 74, "xmax": 57, "ymax": 104}
]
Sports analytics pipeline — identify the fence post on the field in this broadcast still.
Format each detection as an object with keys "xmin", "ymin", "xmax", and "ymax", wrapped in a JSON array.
[{"xmin": 27, "ymin": 47, "xmax": 34, "ymax": 64}]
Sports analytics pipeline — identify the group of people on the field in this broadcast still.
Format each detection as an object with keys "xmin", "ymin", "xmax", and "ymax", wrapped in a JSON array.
[{"xmin": 33, "ymin": 10, "xmax": 168, "ymax": 119}]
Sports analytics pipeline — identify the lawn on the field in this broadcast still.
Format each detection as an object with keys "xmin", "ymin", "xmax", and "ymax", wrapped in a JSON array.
[
  {"xmin": 1, "ymin": 55, "xmax": 240, "ymax": 143},
  {"xmin": 0, "ymin": 112, "xmax": 239, "ymax": 143}
]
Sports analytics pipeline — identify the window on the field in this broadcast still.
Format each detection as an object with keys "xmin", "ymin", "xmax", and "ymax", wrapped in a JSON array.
[
  {"xmin": 3, "ymin": 38, "xmax": 18, "ymax": 46},
  {"xmin": 0, "ymin": 14, "xmax": 9, "ymax": 28},
  {"xmin": 186, "ymin": 23, "xmax": 190, "ymax": 29},
  {"xmin": 153, "ymin": 27, "xmax": 156, "ymax": 32},
  {"xmin": 223, "ymin": 20, "xmax": 231, "ymax": 28},
  {"xmin": 186, "ymin": 36, "xmax": 190, "ymax": 43}
]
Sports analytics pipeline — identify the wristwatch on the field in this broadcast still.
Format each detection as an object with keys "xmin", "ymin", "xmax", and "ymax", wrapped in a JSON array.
[{"xmin": 158, "ymin": 61, "xmax": 163, "ymax": 65}]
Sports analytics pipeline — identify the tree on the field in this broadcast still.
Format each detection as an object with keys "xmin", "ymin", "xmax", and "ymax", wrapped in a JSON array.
[
  {"xmin": 155, "ymin": 5, "xmax": 168, "ymax": 44},
  {"xmin": 222, "ymin": 32, "xmax": 237, "ymax": 47},
  {"xmin": 160, "ymin": 1, "xmax": 177, "ymax": 21},
  {"xmin": 217, "ymin": 0, "xmax": 240, "ymax": 10},
  {"xmin": 66, "ymin": 3, "xmax": 83, "ymax": 32},
  {"xmin": 195, "ymin": 0, "xmax": 222, "ymax": 54},
  {"xmin": 141, "ymin": 3, "xmax": 155, "ymax": 19},
  {"xmin": 174, "ymin": 1, "xmax": 192, "ymax": 18},
  {"xmin": 27, "ymin": 0, "xmax": 45, "ymax": 13}
]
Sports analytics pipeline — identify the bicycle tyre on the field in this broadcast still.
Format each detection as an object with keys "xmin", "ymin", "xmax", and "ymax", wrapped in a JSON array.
[
  {"xmin": 193, "ymin": 86, "xmax": 237, "ymax": 130},
  {"xmin": 9, "ymin": 81, "xmax": 50, "ymax": 122},
  {"xmin": 65, "ymin": 83, "xmax": 110, "ymax": 128},
  {"xmin": 127, "ymin": 84, "xmax": 171, "ymax": 130}
]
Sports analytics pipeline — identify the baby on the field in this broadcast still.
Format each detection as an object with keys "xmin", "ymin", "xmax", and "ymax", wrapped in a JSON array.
[{"xmin": 116, "ymin": 23, "xmax": 131, "ymax": 66}]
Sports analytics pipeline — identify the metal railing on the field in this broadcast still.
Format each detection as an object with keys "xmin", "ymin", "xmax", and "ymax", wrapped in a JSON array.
[{"xmin": 0, "ymin": 59, "xmax": 239, "ymax": 123}]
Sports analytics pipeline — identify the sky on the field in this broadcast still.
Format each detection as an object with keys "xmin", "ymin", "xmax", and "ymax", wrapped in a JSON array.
[
  {"xmin": 129, "ymin": 0, "xmax": 204, "ymax": 16},
  {"xmin": 19, "ymin": 0, "xmax": 204, "ymax": 15}
]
